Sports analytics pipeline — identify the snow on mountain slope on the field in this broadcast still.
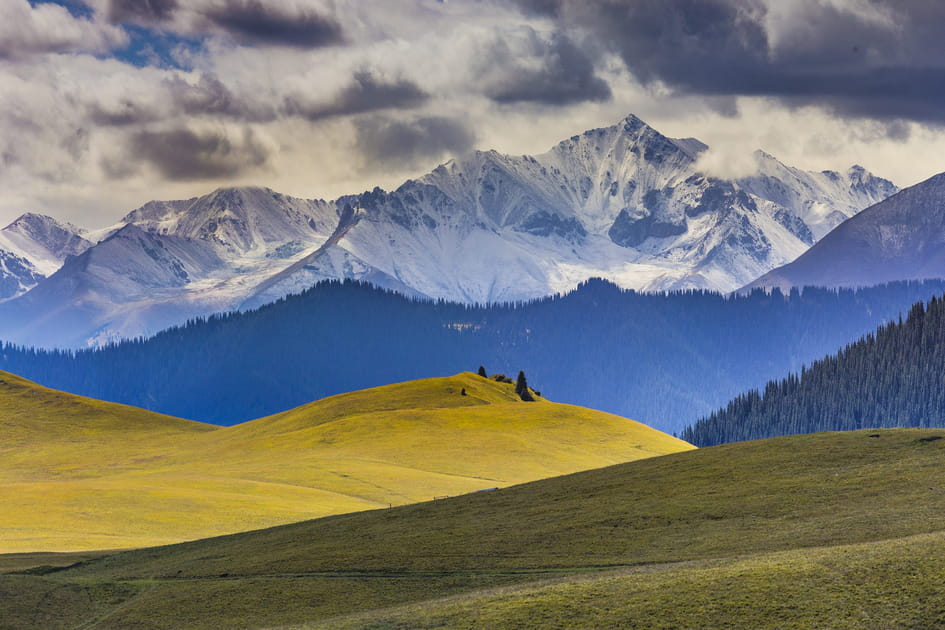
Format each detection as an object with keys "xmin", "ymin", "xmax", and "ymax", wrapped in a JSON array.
[
  {"xmin": 261, "ymin": 114, "xmax": 894, "ymax": 303},
  {"xmin": 743, "ymin": 172, "xmax": 945, "ymax": 292},
  {"xmin": 241, "ymin": 202, "xmax": 427, "ymax": 309},
  {"xmin": 122, "ymin": 187, "xmax": 337, "ymax": 255},
  {"xmin": 0, "ymin": 224, "xmax": 226, "ymax": 348},
  {"xmin": 0, "ymin": 213, "xmax": 92, "ymax": 299},
  {"xmin": 0, "ymin": 189, "xmax": 346, "ymax": 347},
  {"xmin": 0, "ymin": 251, "xmax": 44, "ymax": 300},
  {"xmin": 739, "ymin": 153, "xmax": 898, "ymax": 242},
  {"xmin": 0, "ymin": 213, "xmax": 92, "ymax": 270},
  {"xmin": 0, "ymin": 115, "xmax": 897, "ymax": 348}
]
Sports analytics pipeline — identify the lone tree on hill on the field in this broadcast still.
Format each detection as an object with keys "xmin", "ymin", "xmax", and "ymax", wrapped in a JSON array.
[
  {"xmin": 516, "ymin": 370, "xmax": 535, "ymax": 402},
  {"xmin": 478, "ymin": 365, "xmax": 487, "ymax": 378}
]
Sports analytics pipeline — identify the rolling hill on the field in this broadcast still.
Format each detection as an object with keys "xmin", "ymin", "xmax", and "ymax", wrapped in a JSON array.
[
  {"xmin": 4, "ymin": 428, "xmax": 945, "ymax": 629},
  {"xmin": 0, "ymin": 370, "xmax": 691, "ymax": 553}
]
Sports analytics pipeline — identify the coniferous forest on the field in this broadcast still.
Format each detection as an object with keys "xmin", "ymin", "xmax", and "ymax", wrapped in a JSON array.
[
  {"xmin": 3, "ymin": 278, "xmax": 945, "ymax": 435},
  {"xmin": 683, "ymin": 295, "xmax": 945, "ymax": 446}
]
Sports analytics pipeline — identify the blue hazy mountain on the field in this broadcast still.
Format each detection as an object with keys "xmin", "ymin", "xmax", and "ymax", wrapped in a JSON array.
[{"xmin": 2, "ymin": 278, "xmax": 943, "ymax": 435}]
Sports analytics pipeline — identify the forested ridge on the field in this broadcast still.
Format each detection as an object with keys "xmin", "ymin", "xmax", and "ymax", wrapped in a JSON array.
[
  {"xmin": 684, "ymin": 295, "xmax": 945, "ymax": 446},
  {"xmin": 2, "ymin": 278, "xmax": 944, "ymax": 434}
]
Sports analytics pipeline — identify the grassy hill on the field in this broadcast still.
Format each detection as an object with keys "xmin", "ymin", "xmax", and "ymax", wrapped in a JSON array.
[
  {"xmin": 3, "ymin": 428, "xmax": 945, "ymax": 628},
  {"xmin": 0, "ymin": 370, "xmax": 691, "ymax": 553}
]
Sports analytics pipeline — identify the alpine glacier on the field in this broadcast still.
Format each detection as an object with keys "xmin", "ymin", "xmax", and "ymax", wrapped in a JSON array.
[{"xmin": 0, "ymin": 115, "xmax": 897, "ymax": 348}]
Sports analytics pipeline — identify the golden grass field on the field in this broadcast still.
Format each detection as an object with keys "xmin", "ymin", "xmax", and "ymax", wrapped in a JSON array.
[
  {"xmin": 0, "ymin": 369, "xmax": 692, "ymax": 552},
  {"xmin": 5, "ymin": 427, "xmax": 945, "ymax": 629}
]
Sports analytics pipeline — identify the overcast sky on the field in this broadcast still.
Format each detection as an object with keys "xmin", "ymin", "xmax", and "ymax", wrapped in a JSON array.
[{"xmin": 4, "ymin": 0, "xmax": 945, "ymax": 227}]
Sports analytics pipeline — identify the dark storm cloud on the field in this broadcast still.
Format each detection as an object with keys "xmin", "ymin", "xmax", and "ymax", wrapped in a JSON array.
[
  {"xmin": 166, "ymin": 74, "xmax": 278, "ymax": 121},
  {"xmin": 485, "ymin": 32, "xmax": 611, "ymax": 106},
  {"xmin": 512, "ymin": 0, "xmax": 945, "ymax": 124},
  {"xmin": 202, "ymin": 0, "xmax": 344, "ymax": 48},
  {"xmin": 514, "ymin": 0, "xmax": 771, "ymax": 92},
  {"xmin": 89, "ymin": 100, "xmax": 160, "ymax": 126},
  {"xmin": 355, "ymin": 116, "xmax": 476, "ymax": 168},
  {"xmin": 287, "ymin": 71, "xmax": 429, "ymax": 120},
  {"xmin": 107, "ymin": 0, "xmax": 178, "ymax": 24},
  {"xmin": 167, "ymin": 74, "xmax": 238, "ymax": 116},
  {"xmin": 89, "ymin": 74, "xmax": 278, "ymax": 128},
  {"xmin": 128, "ymin": 127, "xmax": 270, "ymax": 180}
]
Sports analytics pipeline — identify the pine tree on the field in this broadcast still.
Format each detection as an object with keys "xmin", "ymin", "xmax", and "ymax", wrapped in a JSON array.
[
  {"xmin": 516, "ymin": 370, "xmax": 534, "ymax": 401},
  {"xmin": 478, "ymin": 365, "xmax": 487, "ymax": 378},
  {"xmin": 515, "ymin": 370, "xmax": 527, "ymax": 395},
  {"xmin": 682, "ymin": 292, "xmax": 945, "ymax": 446}
]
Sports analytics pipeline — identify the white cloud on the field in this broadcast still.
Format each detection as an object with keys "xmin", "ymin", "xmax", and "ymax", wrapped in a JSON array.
[
  {"xmin": 694, "ymin": 147, "xmax": 762, "ymax": 181},
  {"xmin": 654, "ymin": 99, "xmax": 945, "ymax": 190},
  {"xmin": 0, "ymin": 0, "xmax": 126, "ymax": 59},
  {"xmin": 3, "ymin": 0, "xmax": 945, "ymax": 231}
]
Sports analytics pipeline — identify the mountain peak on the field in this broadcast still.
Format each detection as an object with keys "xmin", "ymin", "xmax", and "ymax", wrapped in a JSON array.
[
  {"xmin": 0, "ymin": 212, "xmax": 91, "ymax": 263},
  {"xmin": 207, "ymin": 185, "xmax": 279, "ymax": 200},
  {"xmin": 104, "ymin": 222, "xmax": 148, "ymax": 242},
  {"xmin": 4, "ymin": 212, "xmax": 84, "ymax": 236},
  {"xmin": 550, "ymin": 113, "xmax": 695, "ymax": 163},
  {"xmin": 620, "ymin": 113, "xmax": 648, "ymax": 132},
  {"xmin": 120, "ymin": 185, "xmax": 338, "ymax": 256},
  {"xmin": 613, "ymin": 114, "xmax": 705, "ymax": 160}
]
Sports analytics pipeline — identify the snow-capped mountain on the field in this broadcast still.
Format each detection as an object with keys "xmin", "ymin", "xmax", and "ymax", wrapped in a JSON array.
[
  {"xmin": 121, "ymin": 187, "xmax": 339, "ymax": 254},
  {"xmin": 252, "ymin": 115, "xmax": 893, "ymax": 305},
  {"xmin": 743, "ymin": 172, "xmax": 945, "ymax": 292},
  {"xmin": 0, "ymin": 115, "xmax": 897, "ymax": 348},
  {"xmin": 0, "ymin": 214, "xmax": 92, "ymax": 299},
  {"xmin": 0, "ymin": 188, "xmax": 343, "ymax": 347}
]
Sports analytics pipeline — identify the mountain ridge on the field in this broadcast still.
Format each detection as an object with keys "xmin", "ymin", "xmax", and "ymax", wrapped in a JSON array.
[
  {"xmin": 743, "ymin": 172, "xmax": 945, "ymax": 292},
  {"xmin": 4, "ymin": 277, "xmax": 944, "ymax": 435},
  {"xmin": 0, "ymin": 114, "xmax": 897, "ymax": 347},
  {"xmin": 0, "ymin": 213, "xmax": 92, "ymax": 300}
]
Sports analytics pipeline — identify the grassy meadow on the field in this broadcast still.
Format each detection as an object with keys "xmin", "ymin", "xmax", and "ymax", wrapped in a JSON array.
[
  {"xmin": 0, "ymin": 369, "xmax": 691, "ymax": 552},
  {"xmin": 302, "ymin": 530, "xmax": 945, "ymax": 629},
  {"xmin": 3, "ymin": 427, "xmax": 945, "ymax": 628}
]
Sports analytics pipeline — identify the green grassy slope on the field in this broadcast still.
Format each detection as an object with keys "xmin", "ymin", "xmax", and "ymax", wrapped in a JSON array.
[
  {"xmin": 5, "ymin": 428, "xmax": 944, "ymax": 629},
  {"xmin": 307, "ymin": 531, "xmax": 945, "ymax": 630},
  {"xmin": 0, "ymin": 370, "xmax": 690, "ymax": 552}
]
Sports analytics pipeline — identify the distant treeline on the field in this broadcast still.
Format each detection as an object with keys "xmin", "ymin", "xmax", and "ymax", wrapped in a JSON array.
[
  {"xmin": 684, "ymin": 295, "xmax": 945, "ymax": 446},
  {"xmin": 2, "ymin": 278, "xmax": 945, "ymax": 435}
]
